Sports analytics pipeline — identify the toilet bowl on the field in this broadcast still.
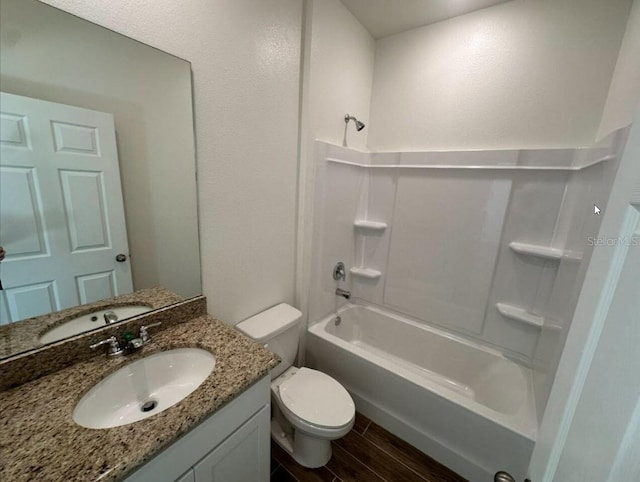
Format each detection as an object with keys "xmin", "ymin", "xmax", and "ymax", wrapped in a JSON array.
[
  {"xmin": 271, "ymin": 366, "xmax": 355, "ymax": 467},
  {"xmin": 236, "ymin": 303, "xmax": 355, "ymax": 468}
]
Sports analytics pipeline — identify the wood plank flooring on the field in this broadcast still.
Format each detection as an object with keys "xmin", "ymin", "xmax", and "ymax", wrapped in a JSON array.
[{"xmin": 271, "ymin": 412, "xmax": 467, "ymax": 482}]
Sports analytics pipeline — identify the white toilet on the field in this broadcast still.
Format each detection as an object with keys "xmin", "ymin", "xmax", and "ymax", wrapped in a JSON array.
[{"xmin": 236, "ymin": 303, "xmax": 355, "ymax": 468}]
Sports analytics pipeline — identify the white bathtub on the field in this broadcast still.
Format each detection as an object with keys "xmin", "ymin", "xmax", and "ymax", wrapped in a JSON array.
[{"xmin": 306, "ymin": 303, "xmax": 536, "ymax": 481}]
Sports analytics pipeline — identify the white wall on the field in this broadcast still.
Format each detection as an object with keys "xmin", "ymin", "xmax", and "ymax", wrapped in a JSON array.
[
  {"xmin": 307, "ymin": 0, "xmax": 375, "ymax": 151},
  {"xmin": 367, "ymin": 0, "xmax": 633, "ymax": 151},
  {"xmin": 598, "ymin": 0, "xmax": 640, "ymax": 139},
  {"xmin": 1, "ymin": 0, "xmax": 200, "ymax": 299},
  {"xmin": 40, "ymin": 0, "xmax": 304, "ymax": 324}
]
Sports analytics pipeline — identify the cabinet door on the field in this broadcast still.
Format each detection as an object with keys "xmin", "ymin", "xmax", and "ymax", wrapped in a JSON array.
[
  {"xmin": 175, "ymin": 469, "xmax": 195, "ymax": 482},
  {"xmin": 194, "ymin": 406, "xmax": 270, "ymax": 482}
]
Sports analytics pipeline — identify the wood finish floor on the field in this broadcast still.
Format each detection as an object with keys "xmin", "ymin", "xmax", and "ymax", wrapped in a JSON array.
[{"xmin": 270, "ymin": 412, "xmax": 467, "ymax": 482}]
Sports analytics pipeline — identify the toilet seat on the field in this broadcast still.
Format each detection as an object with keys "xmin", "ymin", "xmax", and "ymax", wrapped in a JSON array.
[{"xmin": 278, "ymin": 367, "xmax": 355, "ymax": 429}]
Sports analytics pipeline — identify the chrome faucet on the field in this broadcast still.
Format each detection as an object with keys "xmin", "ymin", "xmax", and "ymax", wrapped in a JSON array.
[
  {"xmin": 125, "ymin": 322, "xmax": 163, "ymax": 352},
  {"xmin": 90, "ymin": 336, "xmax": 124, "ymax": 357},
  {"xmin": 336, "ymin": 288, "xmax": 351, "ymax": 299},
  {"xmin": 89, "ymin": 322, "xmax": 163, "ymax": 356},
  {"xmin": 103, "ymin": 310, "xmax": 118, "ymax": 324}
]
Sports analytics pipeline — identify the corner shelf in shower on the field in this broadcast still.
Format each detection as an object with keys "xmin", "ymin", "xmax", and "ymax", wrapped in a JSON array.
[
  {"xmin": 496, "ymin": 302, "xmax": 544, "ymax": 328},
  {"xmin": 349, "ymin": 267, "xmax": 382, "ymax": 280},
  {"xmin": 354, "ymin": 220, "xmax": 387, "ymax": 232},
  {"xmin": 509, "ymin": 242, "xmax": 563, "ymax": 261}
]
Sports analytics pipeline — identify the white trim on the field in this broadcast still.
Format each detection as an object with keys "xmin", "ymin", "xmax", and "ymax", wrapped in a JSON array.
[
  {"xmin": 607, "ymin": 397, "xmax": 640, "ymax": 481},
  {"xmin": 543, "ymin": 207, "xmax": 638, "ymax": 480},
  {"xmin": 631, "ymin": 174, "xmax": 640, "ymax": 205},
  {"xmin": 294, "ymin": 0, "xmax": 314, "ymax": 369},
  {"xmin": 325, "ymin": 155, "xmax": 614, "ymax": 171}
]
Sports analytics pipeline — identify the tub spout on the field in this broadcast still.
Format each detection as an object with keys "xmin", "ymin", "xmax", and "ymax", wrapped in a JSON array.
[{"xmin": 336, "ymin": 288, "xmax": 351, "ymax": 299}]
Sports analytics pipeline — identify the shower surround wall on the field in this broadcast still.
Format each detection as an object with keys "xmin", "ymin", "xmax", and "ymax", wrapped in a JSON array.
[{"xmin": 308, "ymin": 129, "xmax": 626, "ymax": 419}]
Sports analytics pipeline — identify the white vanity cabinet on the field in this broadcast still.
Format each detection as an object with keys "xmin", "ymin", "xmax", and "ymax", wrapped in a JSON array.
[
  {"xmin": 124, "ymin": 376, "xmax": 271, "ymax": 482},
  {"xmin": 193, "ymin": 406, "xmax": 269, "ymax": 481}
]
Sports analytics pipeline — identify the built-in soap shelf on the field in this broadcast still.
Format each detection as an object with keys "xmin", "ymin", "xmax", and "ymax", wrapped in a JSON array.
[
  {"xmin": 496, "ymin": 302, "xmax": 544, "ymax": 328},
  {"xmin": 352, "ymin": 221, "xmax": 385, "ymax": 281},
  {"xmin": 509, "ymin": 242, "xmax": 563, "ymax": 261},
  {"xmin": 354, "ymin": 220, "xmax": 387, "ymax": 232},
  {"xmin": 350, "ymin": 267, "xmax": 382, "ymax": 280}
]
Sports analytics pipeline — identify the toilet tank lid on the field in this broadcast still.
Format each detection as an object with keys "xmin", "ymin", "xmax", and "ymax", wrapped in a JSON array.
[{"xmin": 236, "ymin": 303, "xmax": 302, "ymax": 342}]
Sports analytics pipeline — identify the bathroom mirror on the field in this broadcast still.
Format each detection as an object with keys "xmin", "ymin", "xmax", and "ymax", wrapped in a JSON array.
[{"xmin": 0, "ymin": 0, "xmax": 201, "ymax": 358}]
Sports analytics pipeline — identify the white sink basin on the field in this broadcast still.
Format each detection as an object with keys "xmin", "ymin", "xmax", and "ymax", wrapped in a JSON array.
[
  {"xmin": 39, "ymin": 305, "xmax": 153, "ymax": 344},
  {"xmin": 73, "ymin": 348, "xmax": 215, "ymax": 429}
]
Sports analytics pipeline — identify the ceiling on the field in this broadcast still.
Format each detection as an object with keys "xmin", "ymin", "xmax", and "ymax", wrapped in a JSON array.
[{"xmin": 340, "ymin": 0, "xmax": 512, "ymax": 39}]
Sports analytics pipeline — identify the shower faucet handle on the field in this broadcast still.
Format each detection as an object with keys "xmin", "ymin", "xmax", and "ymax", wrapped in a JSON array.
[{"xmin": 333, "ymin": 262, "xmax": 346, "ymax": 281}]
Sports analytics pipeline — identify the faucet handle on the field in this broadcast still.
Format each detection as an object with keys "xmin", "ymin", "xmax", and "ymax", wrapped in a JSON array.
[
  {"xmin": 90, "ymin": 336, "xmax": 123, "ymax": 356},
  {"xmin": 140, "ymin": 322, "xmax": 162, "ymax": 343},
  {"xmin": 333, "ymin": 262, "xmax": 346, "ymax": 281}
]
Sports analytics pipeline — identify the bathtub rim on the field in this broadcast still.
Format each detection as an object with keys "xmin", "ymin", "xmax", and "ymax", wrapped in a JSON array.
[{"xmin": 308, "ymin": 301, "xmax": 537, "ymax": 441}]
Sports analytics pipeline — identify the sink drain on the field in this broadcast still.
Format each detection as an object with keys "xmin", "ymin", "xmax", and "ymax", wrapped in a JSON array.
[{"xmin": 141, "ymin": 400, "xmax": 158, "ymax": 413}]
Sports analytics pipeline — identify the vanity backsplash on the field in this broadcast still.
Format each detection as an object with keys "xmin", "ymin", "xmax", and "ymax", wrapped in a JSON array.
[
  {"xmin": 0, "ymin": 295, "xmax": 207, "ymax": 391},
  {"xmin": 0, "ymin": 287, "xmax": 184, "ymax": 359}
]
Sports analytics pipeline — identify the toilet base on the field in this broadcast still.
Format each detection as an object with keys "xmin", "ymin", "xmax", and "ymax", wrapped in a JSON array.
[{"xmin": 271, "ymin": 418, "xmax": 332, "ymax": 468}]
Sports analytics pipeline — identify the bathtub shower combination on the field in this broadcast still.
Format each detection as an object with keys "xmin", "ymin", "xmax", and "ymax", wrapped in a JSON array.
[
  {"xmin": 305, "ymin": 133, "xmax": 626, "ymax": 481},
  {"xmin": 307, "ymin": 303, "xmax": 535, "ymax": 481}
]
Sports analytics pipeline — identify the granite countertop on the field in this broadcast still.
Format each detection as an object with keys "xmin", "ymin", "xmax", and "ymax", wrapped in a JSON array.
[
  {"xmin": 0, "ymin": 315, "xmax": 279, "ymax": 482},
  {"xmin": 0, "ymin": 287, "xmax": 184, "ymax": 359}
]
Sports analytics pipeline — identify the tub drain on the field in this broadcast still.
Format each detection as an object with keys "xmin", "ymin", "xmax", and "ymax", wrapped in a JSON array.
[{"xmin": 141, "ymin": 400, "xmax": 158, "ymax": 413}]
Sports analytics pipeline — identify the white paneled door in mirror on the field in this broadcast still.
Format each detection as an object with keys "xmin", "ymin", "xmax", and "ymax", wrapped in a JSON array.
[{"xmin": 0, "ymin": 92, "xmax": 132, "ymax": 324}]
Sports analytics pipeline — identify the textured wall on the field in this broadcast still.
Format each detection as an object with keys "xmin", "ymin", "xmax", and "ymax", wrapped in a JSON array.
[
  {"xmin": 307, "ymin": 0, "xmax": 375, "ymax": 151},
  {"xmin": 598, "ymin": 0, "xmax": 640, "ymax": 139},
  {"xmin": 41, "ymin": 0, "xmax": 303, "ymax": 324},
  {"xmin": 367, "ymin": 0, "xmax": 633, "ymax": 151}
]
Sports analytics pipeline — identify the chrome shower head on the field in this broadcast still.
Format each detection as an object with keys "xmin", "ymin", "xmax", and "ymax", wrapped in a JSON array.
[{"xmin": 345, "ymin": 114, "xmax": 366, "ymax": 131}]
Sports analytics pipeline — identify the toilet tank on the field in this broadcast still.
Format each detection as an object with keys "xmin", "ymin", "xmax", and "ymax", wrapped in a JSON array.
[{"xmin": 236, "ymin": 303, "xmax": 302, "ymax": 379}]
